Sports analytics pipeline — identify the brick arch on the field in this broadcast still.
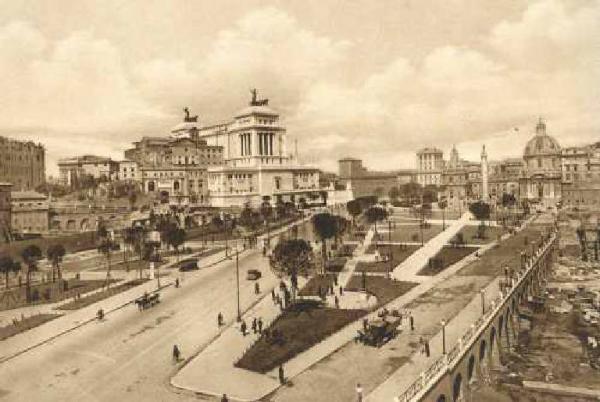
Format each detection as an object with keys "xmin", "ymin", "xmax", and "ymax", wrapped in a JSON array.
[
  {"xmin": 479, "ymin": 339, "xmax": 487, "ymax": 361},
  {"xmin": 453, "ymin": 373, "xmax": 463, "ymax": 402},
  {"xmin": 467, "ymin": 355, "xmax": 475, "ymax": 380}
]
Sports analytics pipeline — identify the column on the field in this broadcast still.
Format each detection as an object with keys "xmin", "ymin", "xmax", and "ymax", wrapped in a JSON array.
[
  {"xmin": 258, "ymin": 133, "xmax": 263, "ymax": 155},
  {"xmin": 247, "ymin": 133, "xmax": 252, "ymax": 156},
  {"xmin": 269, "ymin": 133, "xmax": 274, "ymax": 156}
]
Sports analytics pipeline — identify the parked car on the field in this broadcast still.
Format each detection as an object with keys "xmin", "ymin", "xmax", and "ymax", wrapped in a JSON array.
[
  {"xmin": 246, "ymin": 269, "xmax": 262, "ymax": 280},
  {"xmin": 178, "ymin": 258, "xmax": 199, "ymax": 272}
]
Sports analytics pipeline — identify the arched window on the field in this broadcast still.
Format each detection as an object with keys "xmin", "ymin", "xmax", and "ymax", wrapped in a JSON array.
[
  {"xmin": 174, "ymin": 181, "xmax": 180, "ymax": 191},
  {"xmin": 148, "ymin": 181, "xmax": 155, "ymax": 192}
]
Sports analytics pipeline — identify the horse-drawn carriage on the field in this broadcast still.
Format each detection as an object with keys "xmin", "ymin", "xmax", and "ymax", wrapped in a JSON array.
[
  {"xmin": 135, "ymin": 293, "xmax": 160, "ymax": 310},
  {"xmin": 355, "ymin": 317, "xmax": 401, "ymax": 347}
]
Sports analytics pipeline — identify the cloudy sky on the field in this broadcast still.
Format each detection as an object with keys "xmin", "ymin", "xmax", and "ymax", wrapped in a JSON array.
[{"xmin": 0, "ymin": 0, "xmax": 598, "ymax": 175}]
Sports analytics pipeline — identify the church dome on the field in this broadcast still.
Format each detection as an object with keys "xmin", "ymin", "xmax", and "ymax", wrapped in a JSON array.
[{"xmin": 523, "ymin": 119, "xmax": 560, "ymax": 158}]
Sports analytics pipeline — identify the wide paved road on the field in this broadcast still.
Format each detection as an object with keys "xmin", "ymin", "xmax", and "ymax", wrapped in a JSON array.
[{"xmin": 0, "ymin": 248, "xmax": 277, "ymax": 402}]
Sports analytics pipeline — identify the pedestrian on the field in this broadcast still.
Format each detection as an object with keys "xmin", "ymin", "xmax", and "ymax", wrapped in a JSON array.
[
  {"xmin": 258, "ymin": 317, "xmax": 263, "ymax": 333},
  {"xmin": 175, "ymin": 278, "xmax": 180, "ymax": 288},
  {"xmin": 241, "ymin": 320, "xmax": 247, "ymax": 336},
  {"xmin": 419, "ymin": 336, "xmax": 425, "ymax": 354},
  {"xmin": 425, "ymin": 339, "xmax": 430, "ymax": 357},
  {"xmin": 339, "ymin": 286, "xmax": 344, "ymax": 296},
  {"xmin": 221, "ymin": 394, "xmax": 229, "ymax": 402},
  {"xmin": 278, "ymin": 365, "xmax": 285, "ymax": 384},
  {"xmin": 172, "ymin": 344, "xmax": 180, "ymax": 362},
  {"xmin": 356, "ymin": 383, "xmax": 364, "ymax": 402},
  {"xmin": 334, "ymin": 295, "xmax": 339, "ymax": 308},
  {"xmin": 255, "ymin": 282, "xmax": 260, "ymax": 294},
  {"xmin": 329, "ymin": 284, "xmax": 334, "ymax": 295},
  {"xmin": 252, "ymin": 318, "xmax": 257, "ymax": 334},
  {"xmin": 271, "ymin": 289, "xmax": 276, "ymax": 301},
  {"xmin": 410, "ymin": 313, "xmax": 414, "ymax": 331},
  {"xmin": 218, "ymin": 312, "xmax": 224, "ymax": 327}
]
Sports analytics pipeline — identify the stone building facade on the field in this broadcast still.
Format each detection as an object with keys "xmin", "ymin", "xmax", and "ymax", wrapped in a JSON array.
[
  {"xmin": 0, "ymin": 183, "xmax": 12, "ymax": 242},
  {"xmin": 58, "ymin": 155, "xmax": 119, "ymax": 186},
  {"xmin": 0, "ymin": 136, "xmax": 45, "ymax": 191},
  {"xmin": 201, "ymin": 93, "xmax": 321, "ymax": 207},
  {"xmin": 11, "ymin": 190, "xmax": 49, "ymax": 234},
  {"xmin": 416, "ymin": 147, "xmax": 444, "ymax": 186},
  {"xmin": 125, "ymin": 132, "xmax": 224, "ymax": 205}
]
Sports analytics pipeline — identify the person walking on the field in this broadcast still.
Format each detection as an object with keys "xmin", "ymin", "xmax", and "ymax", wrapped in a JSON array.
[
  {"xmin": 218, "ymin": 312, "xmax": 224, "ymax": 327},
  {"xmin": 278, "ymin": 365, "xmax": 285, "ymax": 384},
  {"xmin": 251, "ymin": 318, "xmax": 257, "ymax": 334},
  {"xmin": 356, "ymin": 383, "xmax": 364, "ymax": 402},
  {"xmin": 271, "ymin": 289, "xmax": 276, "ymax": 301},
  {"xmin": 258, "ymin": 317, "xmax": 263, "ymax": 334},
  {"xmin": 334, "ymin": 295, "xmax": 340, "ymax": 308},
  {"xmin": 425, "ymin": 339, "xmax": 430, "ymax": 357},
  {"xmin": 409, "ymin": 313, "xmax": 414, "ymax": 331},
  {"xmin": 339, "ymin": 286, "xmax": 344, "ymax": 296},
  {"xmin": 241, "ymin": 320, "xmax": 247, "ymax": 336},
  {"xmin": 172, "ymin": 344, "xmax": 180, "ymax": 363},
  {"xmin": 255, "ymin": 282, "xmax": 260, "ymax": 295}
]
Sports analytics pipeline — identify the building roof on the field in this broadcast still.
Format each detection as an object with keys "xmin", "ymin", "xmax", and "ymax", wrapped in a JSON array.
[
  {"xmin": 338, "ymin": 157, "xmax": 361, "ymax": 162},
  {"xmin": 235, "ymin": 105, "xmax": 279, "ymax": 118},
  {"xmin": 11, "ymin": 190, "xmax": 47, "ymax": 200}
]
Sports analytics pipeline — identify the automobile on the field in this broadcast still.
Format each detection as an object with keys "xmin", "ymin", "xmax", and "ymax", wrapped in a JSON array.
[
  {"xmin": 246, "ymin": 269, "xmax": 262, "ymax": 280},
  {"xmin": 178, "ymin": 258, "xmax": 199, "ymax": 272}
]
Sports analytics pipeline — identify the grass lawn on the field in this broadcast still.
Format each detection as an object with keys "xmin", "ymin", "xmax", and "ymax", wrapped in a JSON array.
[
  {"xmin": 0, "ymin": 232, "xmax": 98, "ymax": 257},
  {"xmin": 383, "ymin": 224, "xmax": 443, "ymax": 244},
  {"xmin": 345, "ymin": 275, "xmax": 418, "ymax": 306},
  {"xmin": 454, "ymin": 225, "xmax": 504, "ymax": 245},
  {"xmin": 358, "ymin": 244, "xmax": 420, "ymax": 273},
  {"xmin": 0, "ymin": 279, "xmax": 116, "ymax": 312},
  {"xmin": 418, "ymin": 246, "xmax": 477, "ymax": 275},
  {"xmin": 235, "ymin": 303, "xmax": 366, "ymax": 373},
  {"xmin": 57, "ymin": 279, "xmax": 148, "ymax": 310},
  {"xmin": 0, "ymin": 314, "xmax": 61, "ymax": 341},
  {"xmin": 298, "ymin": 274, "xmax": 337, "ymax": 297},
  {"xmin": 458, "ymin": 224, "xmax": 548, "ymax": 277},
  {"xmin": 92, "ymin": 258, "xmax": 167, "ymax": 272}
]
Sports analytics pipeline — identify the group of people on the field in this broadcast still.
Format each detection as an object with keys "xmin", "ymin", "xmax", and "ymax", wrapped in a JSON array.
[{"xmin": 239, "ymin": 316, "xmax": 265, "ymax": 336}]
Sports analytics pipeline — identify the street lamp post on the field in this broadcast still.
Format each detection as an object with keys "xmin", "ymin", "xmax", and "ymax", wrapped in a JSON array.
[
  {"xmin": 480, "ymin": 289, "xmax": 485, "ymax": 315},
  {"xmin": 236, "ymin": 250, "xmax": 241, "ymax": 322},
  {"xmin": 388, "ymin": 219, "xmax": 392, "ymax": 277},
  {"xmin": 441, "ymin": 319, "xmax": 447, "ymax": 354}
]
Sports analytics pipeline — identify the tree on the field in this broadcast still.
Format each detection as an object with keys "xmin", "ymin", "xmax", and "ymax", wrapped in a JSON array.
[
  {"xmin": 469, "ymin": 201, "xmax": 491, "ymax": 221},
  {"xmin": 400, "ymin": 182, "xmax": 423, "ymax": 205},
  {"xmin": 374, "ymin": 187, "xmax": 385, "ymax": 200},
  {"xmin": 46, "ymin": 244, "xmax": 66, "ymax": 283},
  {"xmin": 239, "ymin": 203, "xmax": 255, "ymax": 229},
  {"xmin": 21, "ymin": 245, "xmax": 42, "ymax": 302},
  {"xmin": 166, "ymin": 227, "xmax": 186, "ymax": 261},
  {"xmin": 438, "ymin": 199, "xmax": 448, "ymax": 230},
  {"xmin": 275, "ymin": 199, "xmax": 286, "ymax": 219},
  {"xmin": 0, "ymin": 254, "xmax": 15, "ymax": 289},
  {"xmin": 365, "ymin": 206, "xmax": 388, "ymax": 233},
  {"xmin": 388, "ymin": 186, "xmax": 400, "ymax": 201},
  {"xmin": 272, "ymin": 239, "xmax": 312, "ymax": 302},
  {"xmin": 122, "ymin": 227, "xmax": 137, "ymax": 270},
  {"xmin": 346, "ymin": 199, "xmax": 362, "ymax": 226},
  {"xmin": 97, "ymin": 222, "xmax": 114, "ymax": 288},
  {"xmin": 311, "ymin": 213, "xmax": 339, "ymax": 264},
  {"xmin": 501, "ymin": 193, "xmax": 516, "ymax": 208}
]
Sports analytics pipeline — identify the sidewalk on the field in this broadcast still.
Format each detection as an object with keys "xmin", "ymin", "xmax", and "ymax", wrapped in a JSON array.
[
  {"xmin": 365, "ymin": 277, "xmax": 502, "ymax": 401},
  {"xmin": 338, "ymin": 228, "xmax": 375, "ymax": 288},
  {"xmin": 391, "ymin": 212, "xmax": 472, "ymax": 281}
]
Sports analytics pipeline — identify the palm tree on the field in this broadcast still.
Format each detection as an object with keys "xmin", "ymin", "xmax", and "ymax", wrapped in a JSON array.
[
  {"xmin": 46, "ymin": 244, "xmax": 66, "ymax": 283},
  {"xmin": 21, "ymin": 245, "xmax": 42, "ymax": 302}
]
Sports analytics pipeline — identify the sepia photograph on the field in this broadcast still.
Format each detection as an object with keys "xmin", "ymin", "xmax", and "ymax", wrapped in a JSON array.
[{"xmin": 0, "ymin": 1, "xmax": 599, "ymax": 401}]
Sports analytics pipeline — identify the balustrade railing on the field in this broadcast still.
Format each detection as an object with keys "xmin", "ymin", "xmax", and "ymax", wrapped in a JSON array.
[{"xmin": 397, "ymin": 230, "xmax": 556, "ymax": 402}]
